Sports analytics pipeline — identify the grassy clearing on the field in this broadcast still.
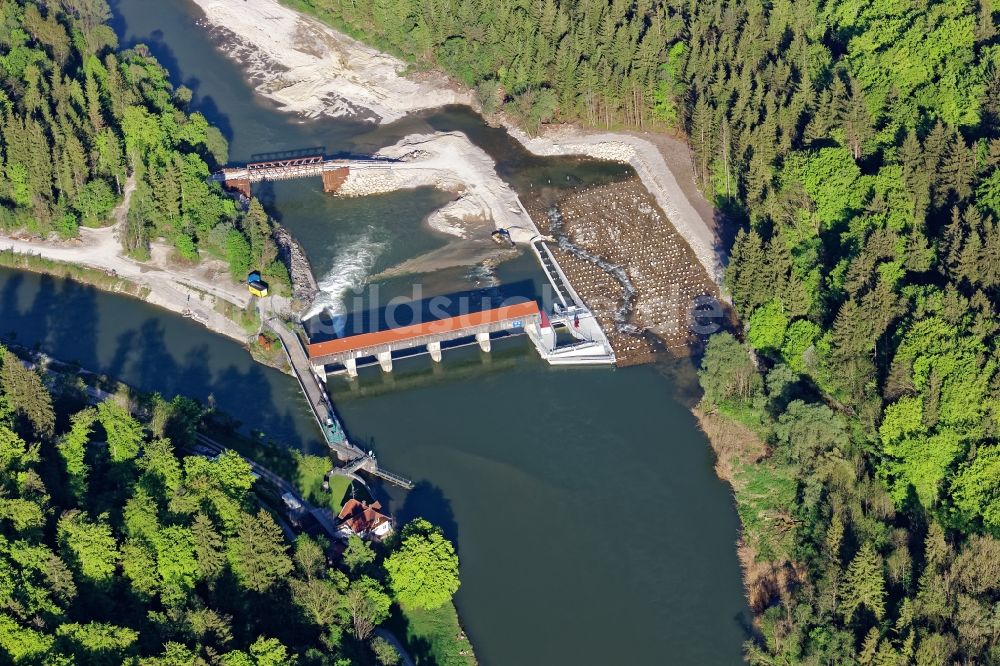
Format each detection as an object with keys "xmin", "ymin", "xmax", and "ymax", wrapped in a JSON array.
[
  {"xmin": 296, "ymin": 451, "xmax": 349, "ymax": 512},
  {"xmin": 388, "ymin": 602, "xmax": 477, "ymax": 666},
  {"xmin": 214, "ymin": 297, "xmax": 260, "ymax": 333},
  {"xmin": 327, "ymin": 474, "xmax": 352, "ymax": 513}
]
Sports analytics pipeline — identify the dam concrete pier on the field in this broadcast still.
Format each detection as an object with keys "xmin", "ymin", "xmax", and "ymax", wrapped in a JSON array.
[
  {"xmin": 264, "ymin": 316, "xmax": 413, "ymax": 489},
  {"xmin": 306, "ymin": 301, "xmax": 544, "ymax": 378}
]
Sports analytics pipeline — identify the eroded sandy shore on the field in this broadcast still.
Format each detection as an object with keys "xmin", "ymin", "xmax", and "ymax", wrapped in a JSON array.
[
  {"xmin": 189, "ymin": 0, "xmax": 723, "ymax": 284},
  {"xmin": 336, "ymin": 132, "xmax": 536, "ymax": 240},
  {"xmin": 190, "ymin": 0, "xmax": 471, "ymax": 123}
]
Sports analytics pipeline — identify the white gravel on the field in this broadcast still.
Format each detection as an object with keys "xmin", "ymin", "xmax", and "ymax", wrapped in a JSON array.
[
  {"xmin": 190, "ymin": 0, "xmax": 722, "ymax": 284},
  {"xmin": 337, "ymin": 132, "xmax": 533, "ymax": 240},
  {"xmin": 189, "ymin": 0, "xmax": 471, "ymax": 123}
]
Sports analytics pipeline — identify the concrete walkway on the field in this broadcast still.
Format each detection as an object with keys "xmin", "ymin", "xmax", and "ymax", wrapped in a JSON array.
[
  {"xmin": 263, "ymin": 315, "xmax": 355, "ymax": 452},
  {"xmin": 261, "ymin": 312, "xmax": 414, "ymax": 489}
]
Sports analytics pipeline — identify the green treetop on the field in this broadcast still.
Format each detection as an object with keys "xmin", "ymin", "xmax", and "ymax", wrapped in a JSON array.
[{"xmin": 384, "ymin": 518, "xmax": 460, "ymax": 610}]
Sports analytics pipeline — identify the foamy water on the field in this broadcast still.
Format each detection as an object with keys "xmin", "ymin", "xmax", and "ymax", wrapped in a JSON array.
[{"xmin": 301, "ymin": 233, "xmax": 384, "ymax": 321}]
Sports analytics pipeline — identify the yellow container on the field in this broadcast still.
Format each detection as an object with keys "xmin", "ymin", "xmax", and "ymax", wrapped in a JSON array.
[{"xmin": 248, "ymin": 282, "xmax": 269, "ymax": 298}]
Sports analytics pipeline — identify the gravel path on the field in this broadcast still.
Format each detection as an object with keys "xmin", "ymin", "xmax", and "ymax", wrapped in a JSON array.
[{"xmin": 1, "ymin": 223, "xmax": 256, "ymax": 343}]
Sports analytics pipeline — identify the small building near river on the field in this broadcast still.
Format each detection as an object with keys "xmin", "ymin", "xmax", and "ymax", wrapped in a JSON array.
[{"xmin": 336, "ymin": 499, "xmax": 394, "ymax": 542}]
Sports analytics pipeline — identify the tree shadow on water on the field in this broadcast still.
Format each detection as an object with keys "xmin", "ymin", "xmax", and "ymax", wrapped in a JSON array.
[
  {"xmin": 395, "ymin": 480, "xmax": 459, "ymax": 548},
  {"xmin": 133, "ymin": 318, "xmax": 183, "ymax": 395},
  {"xmin": 25, "ymin": 274, "xmax": 59, "ymax": 345},
  {"xmin": 0, "ymin": 269, "xmax": 329, "ymax": 478},
  {"xmin": 211, "ymin": 361, "xmax": 318, "ymax": 452},
  {"xmin": 106, "ymin": 330, "xmax": 137, "ymax": 382},
  {"xmin": 107, "ymin": 1, "xmax": 234, "ymax": 143},
  {"xmin": 48, "ymin": 279, "xmax": 100, "ymax": 370},
  {"xmin": 126, "ymin": 320, "xmax": 315, "ymax": 451},
  {"xmin": 735, "ymin": 608, "xmax": 758, "ymax": 643},
  {"xmin": 176, "ymin": 345, "xmax": 215, "ymax": 397},
  {"xmin": 0, "ymin": 271, "xmax": 29, "ymax": 343},
  {"xmin": 0, "ymin": 272, "xmax": 102, "ymax": 374},
  {"xmin": 0, "ymin": 273, "xmax": 29, "ymax": 331}
]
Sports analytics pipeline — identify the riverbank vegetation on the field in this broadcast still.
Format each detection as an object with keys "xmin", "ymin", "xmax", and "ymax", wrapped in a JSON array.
[
  {"xmin": 0, "ymin": 247, "xmax": 149, "ymax": 298},
  {"xmin": 685, "ymin": 0, "xmax": 1000, "ymax": 663},
  {"xmin": 281, "ymin": 0, "xmax": 679, "ymax": 132},
  {"xmin": 0, "ymin": 1, "xmax": 289, "ymax": 292},
  {"xmin": 0, "ymin": 343, "xmax": 467, "ymax": 664}
]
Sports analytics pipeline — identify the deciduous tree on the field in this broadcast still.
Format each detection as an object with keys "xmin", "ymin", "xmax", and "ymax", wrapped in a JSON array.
[
  {"xmin": 384, "ymin": 519, "xmax": 460, "ymax": 610},
  {"xmin": 344, "ymin": 576, "xmax": 391, "ymax": 641}
]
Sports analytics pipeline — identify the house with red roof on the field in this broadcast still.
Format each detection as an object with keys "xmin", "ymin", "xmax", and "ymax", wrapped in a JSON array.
[{"xmin": 336, "ymin": 499, "xmax": 394, "ymax": 542}]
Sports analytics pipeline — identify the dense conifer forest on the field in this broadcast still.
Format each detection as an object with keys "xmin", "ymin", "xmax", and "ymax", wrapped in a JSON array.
[
  {"xmin": 289, "ymin": 0, "xmax": 1000, "ymax": 662},
  {"xmin": 287, "ymin": 0, "xmax": 683, "ymax": 131},
  {"xmin": 0, "ymin": 344, "xmax": 463, "ymax": 665},
  {"xmin": 0, "ymin": 0, "xmax": 289, "ymax": 290},
  {"xmin": 5, "ymin": 0, "xmax": 1000, "ymax": 661},
  {"xmin": 690, "ymin": 0, "xmax": 1000, "ymax": 662}
]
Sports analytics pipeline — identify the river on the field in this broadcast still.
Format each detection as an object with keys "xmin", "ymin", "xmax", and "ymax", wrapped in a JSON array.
[{"xmin": 4, "ymin": 1, "xmax": 753, "ymax": 663}]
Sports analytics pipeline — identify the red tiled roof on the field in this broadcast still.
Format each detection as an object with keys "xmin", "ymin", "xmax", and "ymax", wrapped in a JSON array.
[
  {"xmin": 307, "ymin": 301, "xmax": 540, "ymax": 359},
  {"xmin": 337, "ymin": 499, "xmax": 391, "ymax": 535}
]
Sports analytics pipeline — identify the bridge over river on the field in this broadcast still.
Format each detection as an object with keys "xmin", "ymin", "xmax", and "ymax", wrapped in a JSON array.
[
  {"xmin": 221, "ymin": 146, "xmax": 618, "ymax": 487},
  {"xmin": 213, "ymin": 149, "xmax": 395, "ymax": 198},
  {"xmin": 264, "ymin": 314, "xmax": 414, "ymax": 490}
]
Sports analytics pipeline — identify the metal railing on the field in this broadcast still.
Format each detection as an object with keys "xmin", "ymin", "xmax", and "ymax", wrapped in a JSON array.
[
  {"xmin": 264, "ymin": 318, "xmax": 414, "ymax": 489},
  {"xmin": 372, "ymin": 467, "xmax": 414, "ymax": 489}
]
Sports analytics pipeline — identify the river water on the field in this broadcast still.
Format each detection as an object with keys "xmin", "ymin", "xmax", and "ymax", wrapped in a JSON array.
[{"xmin": 1, "ymin": 1, "xmax": 752, "ymax": 663}]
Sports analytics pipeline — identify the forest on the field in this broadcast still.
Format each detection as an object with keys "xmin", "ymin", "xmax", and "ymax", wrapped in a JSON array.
[
  {"xmin": 285, "ymin": 0, "xmax": 679, "ymax": 131},
  {"xmin": 5, "ymin": 0, "xmax": 1000, "ymax": 661},
  {"xmin": 688, "ymin": 0, "xmax": 1000, "ymax": 662},
  {"xmin": 0, "ymin": 343, "xmax": 463, "ymax": 665},
  {"xmin": 288, "ymin": 0, "xmax": 1000, "ymax": 662},
  {"xmin": 0, "ymin": 0, "xmax": 289, "ymax": 290}
]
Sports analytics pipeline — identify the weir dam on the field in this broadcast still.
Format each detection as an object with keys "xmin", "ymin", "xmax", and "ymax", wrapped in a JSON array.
[
  {"xmin": 214, "ymin": 149, "xmax": 619, "ymax": 488},
  {"xmin": 212, "ymin": 148, "xmax": 618, "ymax": 372}
]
